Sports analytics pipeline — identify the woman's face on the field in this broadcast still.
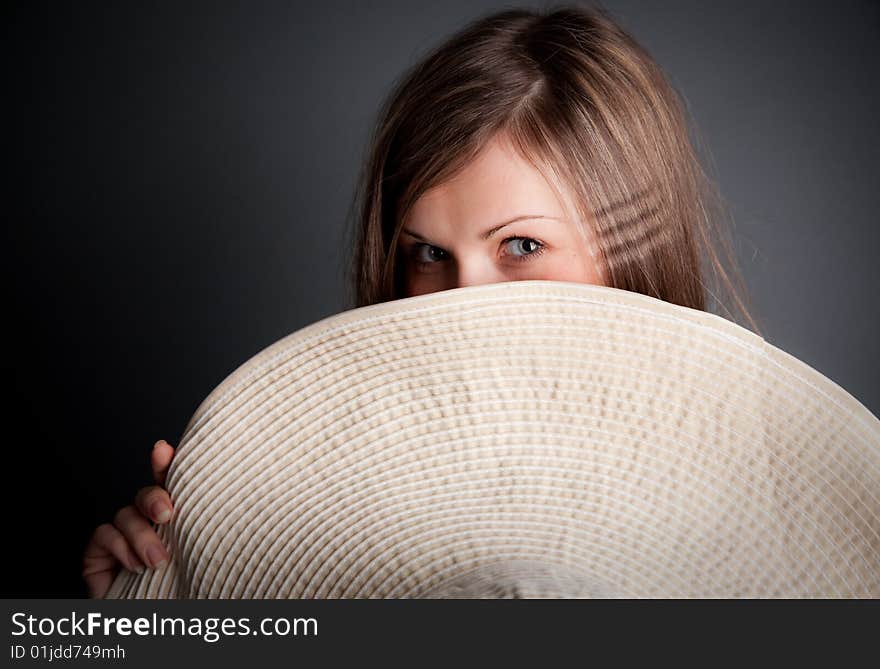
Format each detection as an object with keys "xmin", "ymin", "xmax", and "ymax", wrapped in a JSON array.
[{"xmin": 399, "ymin": 134, "xmax": 605, "ymax": 298}]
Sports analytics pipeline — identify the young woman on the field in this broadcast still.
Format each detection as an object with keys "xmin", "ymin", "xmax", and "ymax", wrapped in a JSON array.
[{"xmin": 82, "ymin": 3, "xmax": 759, "ymax": 598}]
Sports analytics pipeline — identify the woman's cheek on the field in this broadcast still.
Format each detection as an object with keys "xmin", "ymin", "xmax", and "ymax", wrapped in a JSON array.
[
  {"xmin": 532, "ymin": 250, "xmax": 602, "ymax": 284},
  {"xmin": 404, "ymin": 270, "xmax": 443, "ymax": 297}
]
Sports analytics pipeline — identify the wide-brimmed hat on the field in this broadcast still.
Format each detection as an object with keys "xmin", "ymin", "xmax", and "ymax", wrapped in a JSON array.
[{"xmin": 105, "ymin": 280, "xmax": 880, "ymax": 598}]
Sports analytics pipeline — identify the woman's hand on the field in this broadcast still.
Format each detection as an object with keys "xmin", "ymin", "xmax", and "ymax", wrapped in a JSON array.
[{"xmin": 82, "ymin": 440, "xmax": 176, "ymax": 598}]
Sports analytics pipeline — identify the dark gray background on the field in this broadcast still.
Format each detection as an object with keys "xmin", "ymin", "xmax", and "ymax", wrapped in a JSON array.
[{"xmin": 4, "ymin": 0, "xmax": 878, "ymax": 596}]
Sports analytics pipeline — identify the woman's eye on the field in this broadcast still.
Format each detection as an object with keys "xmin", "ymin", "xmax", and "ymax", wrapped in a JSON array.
[
  {"xmin": 413, "ymin": 244, "xmax": 449, "ymax": 265},
  {"xmin": 503, "ymin": 237, "xmax": 546, "ymax": 261},
  {"xmin": 408, "ymin": 237, "xmax": 546, "ymax": 268}
]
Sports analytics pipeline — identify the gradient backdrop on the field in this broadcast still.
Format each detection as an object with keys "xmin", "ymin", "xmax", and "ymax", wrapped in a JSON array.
[{"xmin": 4, "ymin": 0, "xmax": 879, "ymax": 596}]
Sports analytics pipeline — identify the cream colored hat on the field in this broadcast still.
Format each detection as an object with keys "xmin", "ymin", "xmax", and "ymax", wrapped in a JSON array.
[{"xmin": 105, "ymin": 280, "xmax": 880, "ymax": 599}]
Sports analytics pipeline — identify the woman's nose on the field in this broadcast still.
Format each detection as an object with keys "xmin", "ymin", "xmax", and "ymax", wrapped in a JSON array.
[{"xmin": 455, "ymin": 257, "xmax": 504, "ymax": 289}]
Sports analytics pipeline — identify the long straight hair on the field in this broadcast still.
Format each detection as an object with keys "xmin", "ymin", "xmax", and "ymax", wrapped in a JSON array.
[{"xmin": 344, "ymin": 2, "xmax": 761, "ymax": 335}]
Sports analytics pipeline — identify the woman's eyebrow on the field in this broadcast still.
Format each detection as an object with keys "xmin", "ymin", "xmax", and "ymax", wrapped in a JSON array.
[
  {"xmin": 479, "ymin": 215, "xmax": 562, "ymax": 240},
  {"xmin": 401, "ymin": 229, "xmax": 431, "ymax": 242},
  {"xmin": 402, "ymin": 215, "xmax": 561, "ymax": 243}
]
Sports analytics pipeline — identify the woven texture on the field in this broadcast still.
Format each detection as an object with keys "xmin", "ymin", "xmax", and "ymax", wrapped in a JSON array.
[{"xmin": 105, "ymin": 280, "xmax": 880, "ymax": 598}]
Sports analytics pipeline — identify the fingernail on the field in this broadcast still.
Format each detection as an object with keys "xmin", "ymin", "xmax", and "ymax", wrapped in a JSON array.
[
  {"xmin": 128, "ymin": 552, "xmax": 145, "ymax": 574},
  {"xmin": 146, "ymin": 545, "xmax": 168, "ymax": 569},
  {"xmin": 151, "ymin": 501, "xmax": 171, "ymax": 523},
  {"xmin": 153, "ymin": 439, "xmax": 166, "ymax": 450}
]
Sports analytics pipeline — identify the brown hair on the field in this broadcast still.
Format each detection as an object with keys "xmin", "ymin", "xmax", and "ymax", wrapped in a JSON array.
[{"xmin": 344, "ymin": 2, "xmax": 761, "ymax": 335}]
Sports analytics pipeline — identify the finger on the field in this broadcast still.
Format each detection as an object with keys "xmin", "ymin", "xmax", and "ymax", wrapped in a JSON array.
[
  {"xmin": 151, "ymin": 440, "xmax": 175, "ymax": 487},
  {"xmin": 113, "ymin": 505, "xmax": 170, "ymax": 569},
  {"xmin": 84, "ymin": 569, "xmax": 114, "ymax": 599},
  {"xmin": 82, "ymin": 546, "xmax": 122, "ymax": 599},
  {"xmin": 84, "ymin": 522, "xmax": 146, "ymax": 575},
  {"xmin": 135, "ymin": 484, "xmax": 174, "ymax": 524}
]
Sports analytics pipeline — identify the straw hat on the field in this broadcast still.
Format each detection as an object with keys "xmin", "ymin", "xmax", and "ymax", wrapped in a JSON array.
[{"xmin": 105, "ymin": 280, "xmax": 880, "ymax": 598}]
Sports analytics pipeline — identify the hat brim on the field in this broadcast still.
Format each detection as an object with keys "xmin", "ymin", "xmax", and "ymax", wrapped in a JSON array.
[{"xmin": 105, "ymin": 280, "xmax": 880, "ymax": 598}]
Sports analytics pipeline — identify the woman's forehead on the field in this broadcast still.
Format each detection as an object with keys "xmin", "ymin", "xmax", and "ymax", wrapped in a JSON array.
[{"xmin": 407, "ymin": 136, "xmax": 572, "ymax": 228}]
